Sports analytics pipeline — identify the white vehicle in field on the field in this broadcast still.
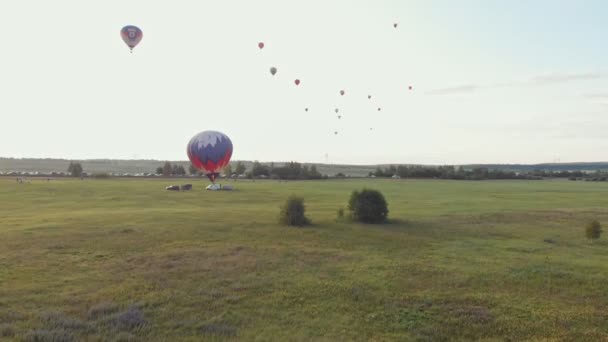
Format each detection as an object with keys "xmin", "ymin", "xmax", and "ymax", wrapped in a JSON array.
[
  {"xmin": 206, "ymin": 184, "xmax": 234, "ymax": 191},
  {"xmin": 206, "ymin": 183, "xmax": 222, "ymax": 191}
]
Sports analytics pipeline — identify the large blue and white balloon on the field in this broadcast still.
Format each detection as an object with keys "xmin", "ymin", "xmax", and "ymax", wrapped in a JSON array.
[{"xmin": 187, "ymin": 131, "xmax": 233, "ymax": 182}]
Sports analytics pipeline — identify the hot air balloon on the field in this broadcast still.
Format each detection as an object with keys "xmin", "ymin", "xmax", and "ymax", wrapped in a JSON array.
[
  {"xmin": 304, "ymin": 108, "xmax": 309, "ymax": 112},
  {"xmin": 340, "ymin": 90, "xmax": 345, "ymax": 96},
  {"xmin": 368, "ymin": 95, "xmax": 372, "ymax": 99},
  {"xmin": 338, "ymin": 115, "xmax": 342, "ymax": 119},
  {"xmin": 294, "ymin": 79, "xmax": 301, "ymax": 86},
  {"xmin": 335, "ymin": 108, "xmax": 339, "ymax": 113},
  {"xmin": 377, "ymin": 107, "xmax": 382, "ymax": 111},
  {"xmin": 187, "ymin": 131, "xmax": 233, "ymax": 183},
  {"xmin": 334, "ymin": 131, "xmax": 338, "ymax": 135},
  {"xmin": 120, "ymin": 25, "xmax": 143, "ymax": 53},
  {"xmin": 270, "ymin": 67, "xmax": 277, "ymax": 76},
  {"xmin": 393, "ymin": 23, "xmax": 398, "ymax": 28},
  {"xmin": 409, "ymin": 85, "xmax": 413, "ymax": 90},
  {"xmin": 258, "ymin": 42, "xmax": 265, "ymax": 49}
]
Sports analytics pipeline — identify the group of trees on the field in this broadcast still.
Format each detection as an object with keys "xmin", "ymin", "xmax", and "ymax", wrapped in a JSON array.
[
  {"xmin": 369, "ymin": 165, "xmax": 608, "ymax": 181},
  {"xmin": 67, "ymin": 162, "xmax": 83, "ymax": 177},
  {"xmin": 249, "ymin": 161, "xmax": 324, "ymax": 180},
  {"xmin": 154, "ymin": 161, "xmax": 247, "ymax": 177},
  {"xmin": 371, "ymin": 165, "xmax": 540, "ymax": 180},
  {"xmin": 155, "ymin": 162, "xmax": 187, "ymax": 176}
]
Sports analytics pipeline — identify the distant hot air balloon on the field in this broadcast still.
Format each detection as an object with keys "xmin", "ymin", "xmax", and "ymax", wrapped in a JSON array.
[
  {"xmin": 335, "ymin": 108, "xmax": 339, "ymax": 113},
  {"xmin": 294, "ymin": 79, "xmax": 301, "ymax": 86},
  {"xmin": 187, "ymin": 130, "xmax": 233, "ymax": 183},
  {"xmin": 338, "ymin": 115, "xmax": 342, "ymax": 119},
  {"xmin": 409, "ymin": 85, "xmax": 413, "ymax": 90},
  {"xmin": 340, "ymin": 90, "xmax": 345, "ymax": 96},
  {"xmin": 270, "ymin": 67, "xmax": 277, "ymax": 76},
  {"xmin": 258, "ymin": 42, "xmax": 265, "ymax": 49},
  {"xmin": 120, "ymin": 25, "xmax": 143, "ymax": 53},
  {"xmin": 377, "ymin": 107, "xmax": 382, "ymax": 111},
  {"xmin": 334, "ymin": 131, "xmax": 338, "ymax": 135},
  {"xmin": 368, "ymin": 95, "xmax": 372, "ymax": 99},
  {"xmin": 305, "ymin": 108, "xmax": 309, "ymax": 112},
  {"xmin": 393, "ymin": 23, "xmax": 398, "ymax": 28}
]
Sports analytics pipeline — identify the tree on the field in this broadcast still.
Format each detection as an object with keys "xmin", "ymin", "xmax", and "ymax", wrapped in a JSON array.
[
  {"xmin": 156, "ymin": 167, "xmax": 163, "ymax": 175},
  {"xmin": 309, "ymin": 165, "xmax": 322, "ymax": 179},
  {"xmin": 279, "ymin": 195, "xmax": 310, "ymax": 226},
  {"xmin": 252, "ymin": 161, "xmax": 270, "ymax": 177},
  {"xmin": 235, "ymin": 161, "xmax": 246, "ymax": 175},
  {"xmin": 173, "ymin": 165, "xmax": 186, "ymax": 176},
  {"xmin": 189, "ymin": 164, "xmax": 200, "ymax": 176},
  {"xmin": 586, "ymin": 220, "xmax": 603, "ymax": 242},
  {"xmin": 224, "ymin": 164, "xmax": 233, "ymax": 176},
  {"xmin": 348, "ymin": 189, "xmax": 389, "ymax": 224},
  {"xmin": 67, "ymin": 162, "xmax": 83, "ymax": 177},
  {"xmin": 374, "ymin": 167, "xmax": 385, "ymax": 177},
  {"xmin": 162, "ymin": 162, "xmax": 172, "ymax": 176}
]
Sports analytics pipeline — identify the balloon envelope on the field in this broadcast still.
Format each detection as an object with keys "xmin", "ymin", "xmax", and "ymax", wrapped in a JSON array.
[
  {"xmin": 340, "ymin": 90, "xmax": 345, "ymax": 96},
  {"xmin": 294, "ymin": 79, "xmax": 300, "ymax": 86},
  {"xmin": 258, "ymin": 42, "xmax": 265, "ymax": 49},
  {"xmin": 270, "ymin": 67, "xmax": 277, "ymax": 76},
  {"xmin": 120, "ymin": 25, "xmax": 143, "ymax": 52},
  {"xmin": 187, "ymin": 131, "xmax": 233, "ymax": 182}
]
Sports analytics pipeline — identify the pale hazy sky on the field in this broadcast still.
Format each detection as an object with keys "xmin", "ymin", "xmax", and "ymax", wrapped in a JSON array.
[{"xmin": 1, "ymin": 1, "xmax": 606, "ymax": 165}]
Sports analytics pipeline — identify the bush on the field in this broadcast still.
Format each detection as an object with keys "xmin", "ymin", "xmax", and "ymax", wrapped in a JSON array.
[
  {"xmin": 0, "ymin": 324, "xmax": 14, "ymax": 337},
  {"xmin": 348, "ymin": 189, "xmax": 389, "ymax": 223},
  {"xmin": 337, "ymin": 207, "xmax": 345, "ymax": 220},
  {"xmin": 585, "ymin": 220, "xmax": 602, "ymax": 241},
  {"xmin": 279, "ymin": 195, "xmax": 310, "ymax": 226}
]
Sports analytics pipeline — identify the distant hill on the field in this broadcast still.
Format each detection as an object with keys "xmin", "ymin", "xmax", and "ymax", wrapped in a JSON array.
[{"xmin": 1, "ymin": 158, "xmax": 607, "ymax": 177}]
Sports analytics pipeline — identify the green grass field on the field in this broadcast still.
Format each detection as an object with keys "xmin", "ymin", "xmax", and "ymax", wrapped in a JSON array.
[{"xmin": 1, "ymin": 178, "xmax": 608, "ymax": 341}]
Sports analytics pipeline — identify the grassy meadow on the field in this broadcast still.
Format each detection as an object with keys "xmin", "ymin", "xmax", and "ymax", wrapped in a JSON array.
[{"xmin": 1, "ymin": 177, "xmax": 608, "ymax": 341}]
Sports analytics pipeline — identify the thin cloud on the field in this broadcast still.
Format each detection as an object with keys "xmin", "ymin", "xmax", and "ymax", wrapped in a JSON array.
[
  {"xmin": 531, "ymin": 72, "xmax": 603, "ymax": 84},
  {"xmin": 428, "ymin": 72, "xmax": 604, "ymax": 96},
  {"xmin": 585, "ymin": 93, "xmax": 608, "ymax": 99},
  {"xmin": 426, "ymin": 84, "xmax": 479, "ymax": 95}
]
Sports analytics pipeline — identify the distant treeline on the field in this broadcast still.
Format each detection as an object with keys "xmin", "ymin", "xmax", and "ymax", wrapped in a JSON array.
[
  {"xmin": 371, "ymin": 165, "xmax": 608, "ymax": 181},
  {"xmin": 247, "ymin": 161, "xmax": 325, "ymax": 180}
]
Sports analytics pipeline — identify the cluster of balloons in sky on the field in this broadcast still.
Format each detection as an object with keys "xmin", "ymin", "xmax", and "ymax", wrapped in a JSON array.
[
  {"xmin": 257, "ymin": 22, "xmax": 413, "ymax": 136},
  {"xmin": 120, "ymin": 21, "xmax": 413, "ymax": 182}
]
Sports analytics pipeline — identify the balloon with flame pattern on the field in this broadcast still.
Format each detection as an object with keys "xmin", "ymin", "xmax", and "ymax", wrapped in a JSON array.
[{"xmin": 187, "ymin": 131, "xmax": 233, "ymax": 183}]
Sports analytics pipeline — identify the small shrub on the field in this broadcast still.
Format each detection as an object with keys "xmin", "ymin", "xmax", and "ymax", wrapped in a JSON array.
[
  {"xmin": 337, "ymin": 207, "xmax": 345, "ymax": 219},
  {"xmin": 0, "ymin": 323, "xmax": 15, "ymax": 337},
  {"xmin": 199, "ymin": 323, "xmax": 237, "ymax": 337},
  {"xmin": 348, "ymin": 189, "xmax": 389, "ymax": 224},
  {"xmin": 39, "ymin": 311, "xmax": 88, "ymax": 331},
  {"xmin": 24, "ymin": 329, "xmax": 74, "ymax": 342},
  {"xmin": 113, "ymin": 306, "xmax": 146, "ymax": 331},
  {"xmin": 585, "ymin": 220, "xmax": 602, "ymax": 241},
  {"xmin": 279, "ymin": 195, "xmax": 310, "ymax": 226},
  {"xmin": 113, "ymin": 332, "xmax": 136, "ymax": 342},
  {"xmin": 88, "ymin": 302, "xmax": 119, "ymax": 320}
]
